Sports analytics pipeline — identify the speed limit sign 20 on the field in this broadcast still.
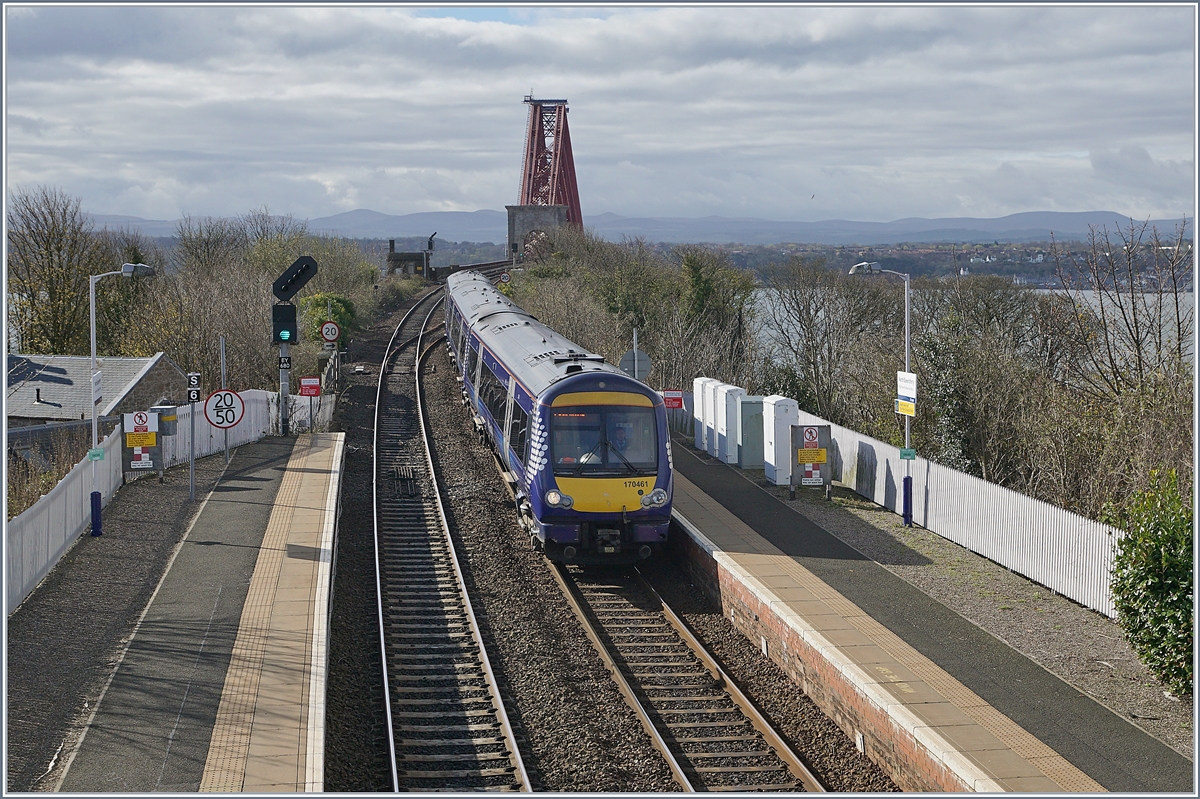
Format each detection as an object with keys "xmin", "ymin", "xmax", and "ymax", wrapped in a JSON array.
[
  {"xmin": 321, "ymin": 320, "xmax": 341, "ymax": 342},
  {"xmin": 204, "ymin": 390, "xmax": 245, "ymax": 429}
]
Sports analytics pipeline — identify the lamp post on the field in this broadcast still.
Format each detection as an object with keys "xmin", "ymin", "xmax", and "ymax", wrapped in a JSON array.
[
  {"xmin": 89, "ymin": 262, "xmax": 156, "ymax": 536},
  {"xmin": 849, "ymin": 261, "xmax": 913, "ymax": 527}
]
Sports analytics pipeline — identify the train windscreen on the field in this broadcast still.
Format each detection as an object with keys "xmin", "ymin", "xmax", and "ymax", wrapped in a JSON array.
[{"xmin": 550, "ymin": 405, "xmax": 657, "ymax": 476}]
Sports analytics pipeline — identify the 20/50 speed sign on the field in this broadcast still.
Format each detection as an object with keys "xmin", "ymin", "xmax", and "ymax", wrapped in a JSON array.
[{"xmin": 204, "ymin": 390, "xmax": 245, "ymax": 429}]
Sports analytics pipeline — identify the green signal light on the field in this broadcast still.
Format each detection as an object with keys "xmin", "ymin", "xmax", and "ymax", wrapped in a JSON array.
[{"xmin": 280, "ymin": 331, "xmax": 291, "ymax": 341}]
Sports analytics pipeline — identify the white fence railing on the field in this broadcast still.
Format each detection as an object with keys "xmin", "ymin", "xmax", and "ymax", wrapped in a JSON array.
[
  {"xmin": 689, "ymin": 386, "xmax": 1119, "ymax": 618},
  {"xmin": 6, "ymin": 426, "xmax": 125, "ymax": 616},
  {"xmin": 6, "ymin": 388, "xmax": 297, "ymax": 615}
]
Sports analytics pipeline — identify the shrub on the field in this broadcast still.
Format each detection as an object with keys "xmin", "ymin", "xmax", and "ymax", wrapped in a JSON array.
[
  {"xmin": 299, "ymin": 292, "xmax": 357, "ymax": 342},
  {"xmin": 1104, "ymin": 469, "xmax": 1193, "ymax": 696},
  {"xmin": 377, "ymin": 275, "xmax": 428, "ymax": 311}
]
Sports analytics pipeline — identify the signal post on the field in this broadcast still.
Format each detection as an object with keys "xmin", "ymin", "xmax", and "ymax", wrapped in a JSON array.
[{"xmin": 271, "ymin": 257, "xmax": 317, "ymax": 436}]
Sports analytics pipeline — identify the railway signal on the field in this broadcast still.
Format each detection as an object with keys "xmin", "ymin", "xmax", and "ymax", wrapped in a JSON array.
[
  {"xmin": 272, "ymin": 255, "xmax": 318, "ymax": 302},
  {"xmin": 272, "ymin": 303, "xmax": 298, "ymax": 344}
]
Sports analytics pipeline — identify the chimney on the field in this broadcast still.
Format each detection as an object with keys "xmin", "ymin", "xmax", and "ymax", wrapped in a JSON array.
[{"xmin": 35, "ymin": 388, "xmax": 41, "ymax": 403}]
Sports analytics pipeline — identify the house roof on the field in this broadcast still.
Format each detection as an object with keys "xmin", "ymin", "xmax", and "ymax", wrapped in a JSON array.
[{"xmin": 5, "ymin": 353, "xmax": 176, "ymax": 423}]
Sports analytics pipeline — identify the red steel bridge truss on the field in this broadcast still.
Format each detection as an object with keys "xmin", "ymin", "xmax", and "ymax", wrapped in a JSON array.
[{"xmin": 519, "ymin": 96, "xmax": 583, "ymax": 228}]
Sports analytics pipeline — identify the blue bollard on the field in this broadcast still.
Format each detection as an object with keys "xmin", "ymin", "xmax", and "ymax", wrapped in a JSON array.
[
  {"xmin": 902, "ymin": 476, "xmax": 913, "ymax": 527},
  {"xmin": 90, "ymin": 490, "xmax": 103, "ymax": 536}
]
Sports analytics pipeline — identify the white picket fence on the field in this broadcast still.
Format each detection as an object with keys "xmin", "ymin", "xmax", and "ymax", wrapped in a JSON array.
[
  {"xmin": 690, "ymin": 385, "xmax": 1119, "ymax": 618},
  {"xmin": 5, "ymin": 388, "xmax": 303, "ymax": 615}
]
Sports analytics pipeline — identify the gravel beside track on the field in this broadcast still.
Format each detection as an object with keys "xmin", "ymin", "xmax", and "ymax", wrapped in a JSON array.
[
  {"xmin": 6, "ymin": 453, "xmax": 230, "ymax": 792},
  {"xmin": 323, "ymin": 293, "xmax": 433, "ymax": 791}
]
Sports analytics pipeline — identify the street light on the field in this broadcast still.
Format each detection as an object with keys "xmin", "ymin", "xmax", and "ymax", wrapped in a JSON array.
[
  {"xmin": 849, "ymin": 261, "xmax": 914, "ymax": 527},
  {"xmin": 89, "ymin": 262, "xmax": 156, "ymax": 536}
]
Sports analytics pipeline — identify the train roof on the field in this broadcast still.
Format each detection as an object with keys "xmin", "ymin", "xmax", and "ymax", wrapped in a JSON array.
[{"xmin": 446, "ymin": 270, "xmax": 629, "ymax": 398}]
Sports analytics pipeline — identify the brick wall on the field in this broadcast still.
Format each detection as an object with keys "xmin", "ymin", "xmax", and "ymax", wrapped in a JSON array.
[{"xmin": 669, "ymin": 518, "xmax": 972, "ymax": 792}]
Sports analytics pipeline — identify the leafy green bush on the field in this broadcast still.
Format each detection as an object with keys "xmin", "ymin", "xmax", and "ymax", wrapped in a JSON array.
[
  {"xmin": 298, "ymin": 292, "xmax": 357, "ymax": 342},
  {"xmin": 1104, "ymin": 469, "xmax": 1193, "ymax": 696}
]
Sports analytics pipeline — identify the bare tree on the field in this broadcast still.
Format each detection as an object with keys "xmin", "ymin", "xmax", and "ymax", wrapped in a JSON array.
[
  {"xmin": 6, "ymin": 186, "xmax": 110, "ymax": 354},
  {"xmin": 1052, "ymin": 219, "xmax": 1193, "ymax": 398},
  {"xmin": 174, "ymin": 215, "xmax": 248, "ymax": 279},
  {"xmin": 761, "ymin": 255, "xmax": 899, "ymax": 426}
]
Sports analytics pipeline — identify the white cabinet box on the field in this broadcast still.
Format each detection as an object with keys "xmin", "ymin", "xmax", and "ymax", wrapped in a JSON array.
[
  {"xmin": 763, "ymin": 395, "xmax": 799, "ymax": 485},
  {"xmin": 716, "ymin": 384, "xmax": 747, "ymax": 464}
]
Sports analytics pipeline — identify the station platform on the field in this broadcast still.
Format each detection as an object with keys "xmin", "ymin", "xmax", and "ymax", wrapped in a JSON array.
[
  {"xmin": 668, "ymin": 437, "xmax": 1193, "ymax": 793},
  {"xmin": 53, "ymin": 433, "xmax": 344, "ymax": 793}
]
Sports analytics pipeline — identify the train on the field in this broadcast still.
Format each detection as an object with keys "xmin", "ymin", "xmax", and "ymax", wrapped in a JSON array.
[{"xmin": 444, "ymin": 270, "xmax": 673, "ymax": 564}]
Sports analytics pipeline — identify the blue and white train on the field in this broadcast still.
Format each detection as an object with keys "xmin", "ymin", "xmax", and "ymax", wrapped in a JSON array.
[{"xmin": 444, "ymin": 270, "xmax": 673, "ymax": 564}]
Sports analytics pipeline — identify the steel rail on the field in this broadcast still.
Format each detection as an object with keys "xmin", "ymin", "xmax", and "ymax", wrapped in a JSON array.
[
  {"xmin": 379, "ymin": 290, "xmax": 521, "ymax": 791},
  {"xmin": 371, "ymin": 286, "xmax": 443, "ymax": 792},
  {"xmin": 367, "ymin": 259, "xmax": 506, "ymax": 790},
  {"xmin": 414, "ymin": 306, "xmax": 532, "ymax": 792},
  {"xmin": 547, "ymin": 562, "xmax": 697, "ymax": 791},
  {"xmin": 633, "ymin": 570, "xmax": 827, "ymax": 792},
  {"xmin": 560, "ymin": 570, "xmax": 815, "ymax": 792}
]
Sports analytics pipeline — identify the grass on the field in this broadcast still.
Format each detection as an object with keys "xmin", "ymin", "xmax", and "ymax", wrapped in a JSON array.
[{"xmin": 6, "ymin": 426, "xmax": 92, "ymax": 520}]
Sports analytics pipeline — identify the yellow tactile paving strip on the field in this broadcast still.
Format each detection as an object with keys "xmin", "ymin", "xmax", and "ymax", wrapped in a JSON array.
[
  {"xmin": 199, "ymin": 434, "xmax": 343, "ymax": 793},
  {"xmin": 673, "ymin": 473, "xmax": 1104, "ymax": 793}
]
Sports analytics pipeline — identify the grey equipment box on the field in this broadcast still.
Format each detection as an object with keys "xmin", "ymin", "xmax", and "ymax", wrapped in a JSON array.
[
  {"xmin": 736, "ymin": 395, "xmax": 765, "ymax": 469},
  {"xmin": 150, "ymin": 405, "xmax": 178, "ymax": 437}
]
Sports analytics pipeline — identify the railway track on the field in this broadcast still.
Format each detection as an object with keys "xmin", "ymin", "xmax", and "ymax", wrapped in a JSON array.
[
  {"xmin": 551, "ymin": 566, "xmax": 827, "ymax": 793},
  {"xmin": 372, "ymin": 284, "xmax": 530, "ymax": 792}
]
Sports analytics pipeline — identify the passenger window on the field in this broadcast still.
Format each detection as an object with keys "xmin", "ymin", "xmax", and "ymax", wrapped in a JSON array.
[
  {"xmin": 509, "ymin": 402, "xmax": 529, "ymax": 463},
  {"xmin": 466, "ymin": 341, "xmax": 480, "ymax": 384},
  {"xmin": 480, "ymin": 362, "xmax": 508, "ymax": 424}
]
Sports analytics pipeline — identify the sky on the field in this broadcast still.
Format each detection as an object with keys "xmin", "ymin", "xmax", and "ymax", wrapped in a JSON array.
[{"xmin": 3, "ymin": 3, "xmax": 1197, "ymax": 224}]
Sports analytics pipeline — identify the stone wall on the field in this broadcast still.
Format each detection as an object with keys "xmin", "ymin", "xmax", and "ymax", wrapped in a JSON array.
[
  {"xmin": 114, "ymin": 355, "xmax": 187, "ymax": 415},
  {"xmin": 506, "ymin": 205, "xmax": 568, "ymax": 256}
]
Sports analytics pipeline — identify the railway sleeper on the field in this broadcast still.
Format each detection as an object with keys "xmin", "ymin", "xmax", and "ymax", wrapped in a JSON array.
[
  {"xmin": 395, "ymin": 708, "xmax": 497, "ymax": 719},
  {"xmin": 395, "ymin": 722, "xmax": 502, "ymax": 733},
  {"xmin": 397, "ymin": 736, "xmax": 508, "ymax": 746},
  {"xmin": 702, "ymin": 783, "xmax": 799, "ymax": 792},
  {"xmin": 401, "ymin": 767, "xmax": 516, "ymax": 778},
  {"xmin": 683, "ymin": 750, "xmax": 776, "ymax": 759},
  {"xmin": 396, "ymin": 698, "xmax": 498, "ymax": 707},
  {"xmin": 393, "ymin": 657, "xmax": 487, "ymax": 671}
]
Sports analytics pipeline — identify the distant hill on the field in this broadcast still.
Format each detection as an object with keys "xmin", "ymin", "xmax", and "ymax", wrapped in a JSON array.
[{"xmin": 87, "ymin": 209, "xmax": 1181, "ymax": 246}]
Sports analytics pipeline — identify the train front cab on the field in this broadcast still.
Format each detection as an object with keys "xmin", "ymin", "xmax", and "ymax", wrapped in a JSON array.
[{"xmin": 530, "ymin": 374, "xmax": 672, "ymax": 564}]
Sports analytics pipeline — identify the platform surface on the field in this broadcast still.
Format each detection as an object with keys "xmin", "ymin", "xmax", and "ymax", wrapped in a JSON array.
[
  {"xmin": 671, "ymin": 438, "xmax": 1193, "ymax": 793},
  {"xmin": 55, "ymin": 434, "xmax": 342, "ymax": 793}
]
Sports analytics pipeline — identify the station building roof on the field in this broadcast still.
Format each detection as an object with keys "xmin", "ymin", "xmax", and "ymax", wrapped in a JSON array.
[{"xmin": 6, "ymin": 352, "xmax": 186, "ymax": 426}]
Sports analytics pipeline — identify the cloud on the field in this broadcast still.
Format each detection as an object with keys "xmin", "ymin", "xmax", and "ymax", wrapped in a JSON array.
[{"xmin": 4, "ymin": 5, "xmax": 1194, "ymax": 223}]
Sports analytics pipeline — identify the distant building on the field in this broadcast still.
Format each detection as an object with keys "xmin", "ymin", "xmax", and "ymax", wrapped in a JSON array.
[{"xmin": 6, "ymin": 352, "xmax": 187, "ymax": 428}]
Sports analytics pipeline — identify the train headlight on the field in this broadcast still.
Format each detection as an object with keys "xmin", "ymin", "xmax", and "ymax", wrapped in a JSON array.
[
  {"xmin": 640, "ymin": 488, "xmax": 668, "ymax": 508},
  {"xmin": 545, "ymin": 490, "xmax": 573, "ymax": 508}
]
